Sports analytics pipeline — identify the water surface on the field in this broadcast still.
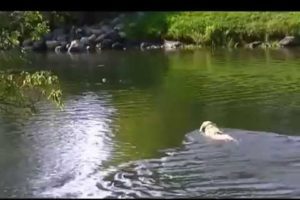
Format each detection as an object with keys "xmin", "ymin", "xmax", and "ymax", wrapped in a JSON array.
[{"xmin": 1, "ymin": 48, "xmax": 300, "ymax": 198}]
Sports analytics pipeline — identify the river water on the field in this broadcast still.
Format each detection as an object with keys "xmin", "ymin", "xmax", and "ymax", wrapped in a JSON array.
[{"xmin": 1, "ymin": 48, "xmax": 300, "ymax": 198}]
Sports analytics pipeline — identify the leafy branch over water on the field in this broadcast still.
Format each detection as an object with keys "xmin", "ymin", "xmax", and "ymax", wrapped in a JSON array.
[
  {"xmin": 0, "ymin": 11, "xmax": 50, "ymax": 50},
  {"xmin": 0, "ymin": 70, "xmax": 63, "ymax": 114}
]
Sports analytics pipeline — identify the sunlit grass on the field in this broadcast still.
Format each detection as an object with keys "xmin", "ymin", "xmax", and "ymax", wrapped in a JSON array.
[{"xmin": 125, "ymin": 12, "xmax": 300, "ymax": 46}]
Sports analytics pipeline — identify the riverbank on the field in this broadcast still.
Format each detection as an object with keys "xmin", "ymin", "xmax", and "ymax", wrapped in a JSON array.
[{"xmin": 19, "ymin": 12, "xmax": 300, "ymax": 53}]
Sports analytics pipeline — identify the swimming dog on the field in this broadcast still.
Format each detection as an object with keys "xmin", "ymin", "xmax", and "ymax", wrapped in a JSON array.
[{"xmin": 200, "ymin": 121, "xmax": 237, "ymax": 142}]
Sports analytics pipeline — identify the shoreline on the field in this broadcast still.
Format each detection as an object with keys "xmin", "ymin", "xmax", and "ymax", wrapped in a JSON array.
[{"xmin": 10, "ymin": 12, "xmax": 300, "ymax": 53}]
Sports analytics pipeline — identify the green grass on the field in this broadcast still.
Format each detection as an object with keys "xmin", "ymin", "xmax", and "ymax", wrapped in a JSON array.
[{"xmin": 124, "ymin": 12, "xmax": 300, "ymax": 47}]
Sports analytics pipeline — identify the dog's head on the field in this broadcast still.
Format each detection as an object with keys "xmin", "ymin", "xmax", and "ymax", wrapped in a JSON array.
[{"xmin": 199, "ymin": 121, "xmax": 216, "ymax": 133}]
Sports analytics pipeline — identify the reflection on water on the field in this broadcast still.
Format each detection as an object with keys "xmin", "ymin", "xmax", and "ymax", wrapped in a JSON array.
[
  {"xmin": 0, "ymin": 92, "xmax": 117, "ymax": 197},
  {"xmin": 27, "ymin": 92, "xmax": 116, "ymax": 197},
  {"xmin": 1, "ymin": 48, "xmax": 300, "ymax": 197}
]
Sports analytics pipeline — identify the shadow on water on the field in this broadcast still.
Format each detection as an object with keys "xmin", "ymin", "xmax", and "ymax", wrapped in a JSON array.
[{"xmin": 1, "ymin": 48, "xmax": 300, "ymax": 197}]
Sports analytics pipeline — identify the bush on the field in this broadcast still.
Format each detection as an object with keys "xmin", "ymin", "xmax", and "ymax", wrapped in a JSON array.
[{"xmin": 0, "ymin": 11, "xmax": 50, "ymax": 50}]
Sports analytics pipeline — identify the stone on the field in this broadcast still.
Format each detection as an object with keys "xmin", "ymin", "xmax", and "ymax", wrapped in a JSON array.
[
  {"xmin": 46, "ymin": 40, "xmax": 60, "ymax": 50},
  {"xmin": 163, "ymin": 40, "xmax": 182, "ymax": 50},
  {"xmin": 100, "ymin": 39, "xmax": 113, "ymax": 49},
  {"xmin": 112, "ymin": 42, "xmax": 124, "ymax": 50},
  {"xmin": 279, "ymin": 36, "xmax": 300, "ymax": 47},
  {"xmin": 247, "ymin": 41, "xmax": 262, "ymax": 49}
]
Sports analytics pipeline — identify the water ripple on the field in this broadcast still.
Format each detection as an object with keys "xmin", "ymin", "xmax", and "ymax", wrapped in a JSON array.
[{"xmin": 96, "ymin": 129, "xmax": 300, "ymax": 198}]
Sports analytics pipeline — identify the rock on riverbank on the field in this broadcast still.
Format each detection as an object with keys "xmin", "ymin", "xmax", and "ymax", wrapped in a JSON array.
[
  {"xmin": 21, "ymin": 13, "xmax": 300, "ymax": 53},
  {"xmin": 21, "ymin": 13, "xmax": 182, "ymax": 53}
]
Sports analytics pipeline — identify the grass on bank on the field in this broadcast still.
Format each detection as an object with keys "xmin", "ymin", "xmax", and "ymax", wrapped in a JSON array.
[{"xmin": 124, "ymin": 12, "xmax": 300, "ymax": 47}]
